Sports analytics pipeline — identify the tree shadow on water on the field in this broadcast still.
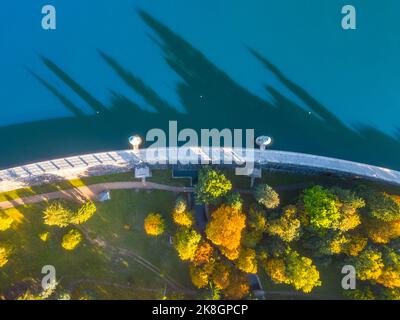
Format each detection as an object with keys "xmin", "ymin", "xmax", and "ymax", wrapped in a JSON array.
[{"xmin": 0, "ymin": 9, "xmax": 399, "ymax": 170}]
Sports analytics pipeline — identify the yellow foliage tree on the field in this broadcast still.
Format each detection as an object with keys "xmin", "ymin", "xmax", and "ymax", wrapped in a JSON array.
[
  {"xmin": 267, "ymin": 205, "xmax": 301, "ymax": 242},
  {"xmin": 43, "ymin": 201, "xmax": 74, "ymax": 228},
  {"xmin": 172, "ymin": 210, "xmax": 194, "ymax": 227},
  {"xmin": 236, "ymin": 248, "xmax": 257, "ymax": 274},
  {"xmin": 174, "ymin": 228, "xmax": 202, "ymax": 261},
  {"xmin": 264, "ymin": 258, "xmax": 288, "ymax": 284},
  {"xmin": 206, "ymin": 205, "xmax": 246, "ymax": 260},
  {"xmin": 144, "ymin": 213, "xmax": 165, "ymax": 236},
  {"xmin": 211, "ymin": 262, "xmax": 231, "ymax": 290},
  {"xmin": 0, "ymin": 245, "xmax": 11, "ymax": 268},
  {"xmin": 377, "ymin": 269, "xmax": 400, "ymax": 289},
  {"xmin": 353, "ymin": 248, "xmax": 384, "ymax": 281},
  {"xmin": 329, "ymin": 233, "xmax": 367, "ymax": 257},
  {"xmin": 71, "ymin": 201, "xmax": 97, "ymax": 225},
  {"xmin": 61, "ymin": 229, "xmax": 82, "ymax": 251},
  {"xmin": 190, "ymin": 264, "xmax": 210, "ymax": 289},
  {"xmin": 0, "ymin": 212, "xmax": 14, "ymax": 232},
  {"xmin": 364, "ymin": 218, "xmax": 400, "ymax": 244}
]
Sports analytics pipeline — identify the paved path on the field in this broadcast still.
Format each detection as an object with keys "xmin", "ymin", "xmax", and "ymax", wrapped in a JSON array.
[{"xmin": 0, "ymin": 181, "xmax": 194, "ymax": 210}]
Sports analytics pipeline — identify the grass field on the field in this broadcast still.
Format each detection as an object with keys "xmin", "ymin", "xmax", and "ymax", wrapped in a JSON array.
[{"xmin": 0, "ymin": 187, "xmax": 193, "ymax": 300}]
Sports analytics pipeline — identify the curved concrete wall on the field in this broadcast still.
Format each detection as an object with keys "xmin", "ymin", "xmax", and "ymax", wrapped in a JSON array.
[{"xmin": 0, "ymin": 148, "xmax": 400, "ymax": 192}]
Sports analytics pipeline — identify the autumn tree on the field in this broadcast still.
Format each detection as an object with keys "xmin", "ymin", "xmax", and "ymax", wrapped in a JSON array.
[
  {"xmin": 144, "ymin": 213, "xmax": 165, "ymax": 236},
  {"xmin": 205, "ymin": 205, "xmax": 246, "ymax": 260},
  {"xmin": 195, "ymin": 167, "xmax": 232, "ymax": 204},
  {"xmin": 376, "ymin": 248, "xmax": 400, "ymax": 289},
  {"xmin": 190, "ymin": 264, "xmax": 209, "ymax": 289},
  {"xmin": 225, "ymin": 192, "xmax": 243, "ymax": 211},
  {"xmin": 242, "ymin": 207, "xmax": 266, "ymax": 248},
  {"xmin": 211, "ymin": 261, "xmax": 231, "ymax": 290},
  {"xmin": 322, "ymin": 232, "xmax": 367, "ymax": 257},
  {"xmin": 174, "ymin": 228, "xmax": 202, "ymax": 261},
  {"xmin": 174, "ymin": 196, "xmax": 187, "ymax": 214},
  {"xmin": 0, "ymin": 245, "xmax": 11, "ymax": 268},
  {"xmin": 43, "ymin": 201, "xmax": 96, "ymax": 228},
  {"xmin": 43, "ymin": 201, "xmax": 74, "ymax": 228},
  {"xmin": 193, "ymin": 241, "xmax": 214, "ymax": 266},
  {"xmin": 247, "ymin": 207, "xmax": 267, "ymax": 232},
  {"xmin": 331, "ymin": 188, "xmax": 364, "ymax": 232},
  {"xmin": 285, "ymin": 250, "xmax": 321, "ymax": 293},
  {"xmin": 362, "ymin": 190, "xmax": 400, "ymax": 222},
  {"xmin": 61, "ymin": 229, "xmax": 82, "ymax": 251},
  {"xmin": 263, "ymin": 257, "xmax": 288, "ymax": 284},
  {"xmin": 253, "ymin": 184, "xmax": 280, "ymax": 209},
  {"xmin": 236, "ymin": 248, "xmax": 257, "ymax": 274},
  {"xmin": 364, "ymin": 218, "xmax": 400, "ymax": 244},
  {"xmin": 351, "ymin": 247, "xmax": 384, "ymax": 281},
  {"xmin": 71, "ymin": 201, "xmax": 97, "ymax": 225},
  {"xmin": 222, "ymin": 271, "xmax": 250, "ymax": 300},
  {"xmin": 267, "ymin": 205, "xmax": 301, "ymax": 242},
  {"xmin": 0, "ymin": 211, "xmax": 14, "ymax": 232},
  {"xmin": 172, "ymin": 197, "xmax": 194, "ymax": 228}
]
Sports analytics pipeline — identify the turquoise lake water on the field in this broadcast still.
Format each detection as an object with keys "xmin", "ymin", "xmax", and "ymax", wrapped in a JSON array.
[{"xmin": 0, "ymin": 0, "xmax": 400, "ymax": 169}]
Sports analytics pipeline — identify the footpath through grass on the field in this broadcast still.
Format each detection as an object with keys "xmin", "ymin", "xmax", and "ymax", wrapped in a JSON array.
[{"xmin": 0, "ymin": 187, "xmax": 192, "ymax": 299}]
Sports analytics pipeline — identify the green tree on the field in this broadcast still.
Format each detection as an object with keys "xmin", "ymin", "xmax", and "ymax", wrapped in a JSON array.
[
  {"xmin": 301, "ymin": 186, "xmax": 340, "ymax": 231},
  {"xmin": 225, "ymin": 192, "xmax": 243, "ymax": 211},
  {"xmin": 174, "ymin": 228, "xmax": 202, "ymax": 261},
  {"xmin": 253, "ymin": 184, "xmax": 280, "ymax": 209},
  {"xmin": 362, "ymin": 190, "xmax": 400, "ymax": 222},
  {"xmin": 195, "ymin": 167, "xmax": 232, "ymax": 204},
  {"xmin": 381, "ymin": 288, "xmax": 400, "ymax": 300},
  {"xmin": 344, "ymin": 286, "xmax": 376, "ymax": 300}
]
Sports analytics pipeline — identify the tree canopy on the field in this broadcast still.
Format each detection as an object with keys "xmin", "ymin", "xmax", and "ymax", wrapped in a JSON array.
[
  {"xmin": 267, "ymin": 205, "xmax": 301, "ymax": 242},
  {"xmin": 195, "ymin": 167, "xmax": 232, "ymax": 204},
  {"xmin": 205, "ymin": 205, "xmax": 246, "ymax": 260},
  {"xmin": 0, "ymin": 245, "xmax": 11, "ymax": 268},
  {"xmin": 174, "ymin": 228, "xmax": 202, "ymax": 261},
  {"xmin": 144, "ymin": 213, "xmax": 165, "ymax": 237},
  {"xmin": 0, "ymin": 212, "xmax": 14, "ymax": 232},
  {"xmin": 253, "ymin": 184, "xmax": 280, "ymax": 209},
  {"xmin": 61, "ymin": 229, "xmax": 83, "ymax": 251}
]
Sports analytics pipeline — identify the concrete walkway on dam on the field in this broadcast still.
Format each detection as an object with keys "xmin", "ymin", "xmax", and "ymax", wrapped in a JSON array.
[{"xmin": 1, "ymin": 147, "xmax": 400, "ymax": 192}]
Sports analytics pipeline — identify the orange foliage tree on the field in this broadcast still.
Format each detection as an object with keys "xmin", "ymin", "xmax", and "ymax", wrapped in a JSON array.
[
  {"xmin": 205, "ymin": 205, "xmax": 246, "ymax": 260},
  {"xmin": 222, "ymin": 271, "xmax": 250, "ymax": 300}
]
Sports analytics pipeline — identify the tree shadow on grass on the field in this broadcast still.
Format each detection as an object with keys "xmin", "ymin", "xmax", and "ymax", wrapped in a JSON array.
[{"xmin": 0, "ymin": 9, "xmax": 399, "ymax": 171}]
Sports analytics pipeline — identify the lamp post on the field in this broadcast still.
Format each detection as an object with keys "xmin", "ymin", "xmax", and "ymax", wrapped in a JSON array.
[
  {"xmin": 129, "ymin": 135, "xmax": 143, "ymax": 152},
  {"xmin": 256, "ymin": 136, "xmax": 272, "ymax": 150}
]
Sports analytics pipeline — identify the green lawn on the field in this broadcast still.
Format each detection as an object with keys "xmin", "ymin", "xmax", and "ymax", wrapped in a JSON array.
[{"xmin": 0, "ymin": 188, "xmax": 192, "ymax": 300}]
